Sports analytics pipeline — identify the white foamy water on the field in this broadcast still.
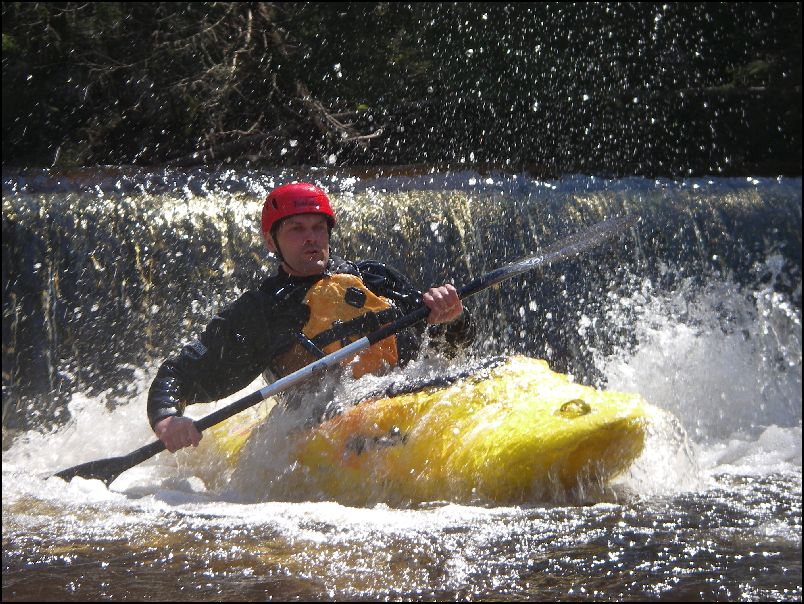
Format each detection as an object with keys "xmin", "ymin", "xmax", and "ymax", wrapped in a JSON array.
[{"xmin": 596, "ymin": 258, "xmax": 801, "ymax": 491}]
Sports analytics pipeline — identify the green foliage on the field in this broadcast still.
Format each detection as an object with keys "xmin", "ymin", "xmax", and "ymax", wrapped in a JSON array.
[{"xmin": 1, "ymin": 2, "xmax": 801, "ymax": 175}]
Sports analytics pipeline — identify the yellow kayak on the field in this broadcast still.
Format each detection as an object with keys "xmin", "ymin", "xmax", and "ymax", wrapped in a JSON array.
[{"xmin": 216, "ymin": 356, "xmax": 651, "ymax": 506}]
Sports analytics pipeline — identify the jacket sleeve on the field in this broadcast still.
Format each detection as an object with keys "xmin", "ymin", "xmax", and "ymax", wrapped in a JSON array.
[
  {"xmin": 356, "ymin": 260, "xmax": 475, "ymax": 357},
  {"xmin": 147, "ymin": 291, "xmax": 279, "ymax": 429}
]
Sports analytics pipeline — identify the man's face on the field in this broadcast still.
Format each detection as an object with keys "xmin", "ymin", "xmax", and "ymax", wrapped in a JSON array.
[{"xmin": 267, "ymin": 213, "xmax": 331, "ymax": 277}]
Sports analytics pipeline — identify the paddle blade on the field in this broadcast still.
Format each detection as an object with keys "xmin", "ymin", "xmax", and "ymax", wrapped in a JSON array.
[
  {"xmin": 54, "ymin": 456, "xmax": 133, "ymax": 485},
  {"xmin": 53, "ymin": 439, "xmax": 166, "ymax": 486}
]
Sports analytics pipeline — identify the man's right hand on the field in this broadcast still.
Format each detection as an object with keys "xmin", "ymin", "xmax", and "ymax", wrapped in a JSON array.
[
  {"xmin": 154, "ymin": 415, "xmax": 202, "ymax": 452},
  {"xmin": 423, "ymin": 283, "xmax": 464, "ymax": 325}
]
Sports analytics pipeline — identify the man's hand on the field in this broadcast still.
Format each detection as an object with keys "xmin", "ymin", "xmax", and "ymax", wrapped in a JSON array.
[
  {"xmin": 423, "ymin": 284, "xmax": 464, "ymax": 325},
  {"xmin": 154, "ymin": 416, "xmax": 202, "ymax": 453}
]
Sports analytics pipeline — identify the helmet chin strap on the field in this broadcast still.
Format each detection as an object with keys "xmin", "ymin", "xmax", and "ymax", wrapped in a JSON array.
[
  {"xmin": 271, "ymin": 239, "xmax": 298, "ymax": 275},
  {"xmin": 276, "ymin": 243, "xmax": 304, "ymax": 276}
]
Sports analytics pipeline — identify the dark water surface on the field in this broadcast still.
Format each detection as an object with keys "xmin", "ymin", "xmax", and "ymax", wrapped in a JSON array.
[{"xmin": 3, "ymin": 472, "xmax": 801, "ymax": 601}]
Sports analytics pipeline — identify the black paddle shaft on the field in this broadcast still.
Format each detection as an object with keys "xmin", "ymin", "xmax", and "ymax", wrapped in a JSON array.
[
  {"xmin": 367, "ymin": 213, "xmax": 638, "ymax": 345},
  {"xmin": 53, "ymin": 213, "xmax": 637, "ymax": 485}
]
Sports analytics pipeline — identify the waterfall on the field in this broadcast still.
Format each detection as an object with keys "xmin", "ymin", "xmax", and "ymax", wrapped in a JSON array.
[{"xmin": 2, "ymin": 168, "xmax": 801, "ymax": 436}]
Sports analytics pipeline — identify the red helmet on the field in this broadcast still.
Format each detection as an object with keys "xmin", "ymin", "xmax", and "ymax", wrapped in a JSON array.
[{"xmin": 261, "ymin": 182, "xmax": 336, "ymax": 237}]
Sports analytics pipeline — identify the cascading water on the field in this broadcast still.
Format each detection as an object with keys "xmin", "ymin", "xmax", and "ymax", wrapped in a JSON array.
[{"xmin": 2, "ymin": 169, "xmax": 801, "ymax": 601}]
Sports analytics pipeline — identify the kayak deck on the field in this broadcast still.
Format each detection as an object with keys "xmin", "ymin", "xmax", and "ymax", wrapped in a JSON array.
[{"xmin": 218, "ymin": 356, "xmax": 650, "ymax": 506}]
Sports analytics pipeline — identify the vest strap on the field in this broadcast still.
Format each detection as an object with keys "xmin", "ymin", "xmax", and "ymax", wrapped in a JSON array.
[
  {"xmin": 311, "ymin": 308, "xmax": 401, "ymax": 350},
  {"xmin": 294, "ymin": 332, "xmax": 326, "ymax": 359}
]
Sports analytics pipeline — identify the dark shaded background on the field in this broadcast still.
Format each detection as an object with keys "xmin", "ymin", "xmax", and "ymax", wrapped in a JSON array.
[{"xmin": 2, "ymin": 2, "xmax": 801, "ymax": 176}]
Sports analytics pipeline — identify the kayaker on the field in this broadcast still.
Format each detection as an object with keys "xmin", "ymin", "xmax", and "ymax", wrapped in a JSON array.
[{"xmin": 148, "ymin": 182, "xmax": 474, "ymax": 452}]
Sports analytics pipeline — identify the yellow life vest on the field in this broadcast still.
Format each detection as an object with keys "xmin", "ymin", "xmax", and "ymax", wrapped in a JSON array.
[{"xmin": 273, "ymin": 273, "xmax": 400, "ymax": 379}]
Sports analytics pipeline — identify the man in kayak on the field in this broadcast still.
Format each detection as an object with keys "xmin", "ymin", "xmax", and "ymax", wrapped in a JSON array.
[{"xmin": 148, "ymin": 182, "xmax": 474, "ymax": 452}]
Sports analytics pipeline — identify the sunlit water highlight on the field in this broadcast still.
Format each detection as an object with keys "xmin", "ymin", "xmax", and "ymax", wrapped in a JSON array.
[{"xmin": 2, "ymin": 170, "xmax": 801, "ymax": 601}]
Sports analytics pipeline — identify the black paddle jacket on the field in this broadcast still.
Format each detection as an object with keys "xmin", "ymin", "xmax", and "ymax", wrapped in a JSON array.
[{"xmin": 147, "ymin": 256, "xmax": 475, "ymax": 429}]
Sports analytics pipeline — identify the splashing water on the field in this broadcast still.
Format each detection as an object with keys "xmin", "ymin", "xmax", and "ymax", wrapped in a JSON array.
[
  {"xmin": 598, "ymin": 258, "xmax": 801, "ymax": 444},
  {"xmin": 3, "ymin": 170, "xmax": 801, "ymax": 601}
]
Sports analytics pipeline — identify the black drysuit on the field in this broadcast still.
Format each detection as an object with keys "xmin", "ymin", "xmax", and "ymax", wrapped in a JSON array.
[{"xmin": 147, "ymin": 256, "xmax": 474, "ymax": 429}]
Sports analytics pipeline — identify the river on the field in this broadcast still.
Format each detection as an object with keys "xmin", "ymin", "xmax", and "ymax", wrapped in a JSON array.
[{"xmin": 2, "ymin": 168, "xmax": 801, "ymax": 600}]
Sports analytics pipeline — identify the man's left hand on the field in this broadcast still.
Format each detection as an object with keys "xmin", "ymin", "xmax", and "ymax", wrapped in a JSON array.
[{"xmin": 423, "ymin": 284, "xmax": 464, "ymax": 324}]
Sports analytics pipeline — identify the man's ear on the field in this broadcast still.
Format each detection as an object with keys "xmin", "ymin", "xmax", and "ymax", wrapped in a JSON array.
[{"xmin": 264, "ymin": 232, "xmax": 278, "ymax": 254}]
